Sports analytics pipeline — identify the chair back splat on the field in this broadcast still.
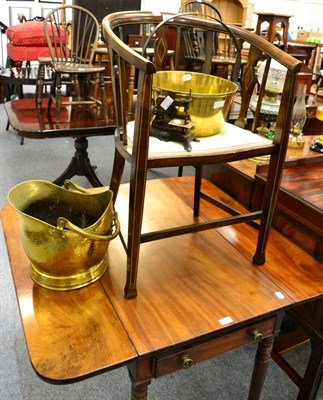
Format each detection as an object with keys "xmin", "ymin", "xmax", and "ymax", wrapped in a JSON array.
[
  {"xmin": 102, "ymin": 11, "xmax": 302, "ymax": 299},
  {"xmin": 41, "ymin": 5, "xmax": 107, "ymax": 122}
]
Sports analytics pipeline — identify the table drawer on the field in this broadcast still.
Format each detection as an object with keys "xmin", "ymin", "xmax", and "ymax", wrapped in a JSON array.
[{"xmin": 154, "ymin": 317, "xmax": 277, "ymax": 378}]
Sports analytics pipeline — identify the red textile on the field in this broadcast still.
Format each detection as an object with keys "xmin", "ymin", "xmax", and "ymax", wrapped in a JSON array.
[
  {"xmin": 6, "ymin": 21, "xmax": 67, "ymax": 46},
  {"xmin": 7, "ymin": 42, "xmax": 51, "ymax": 62}
]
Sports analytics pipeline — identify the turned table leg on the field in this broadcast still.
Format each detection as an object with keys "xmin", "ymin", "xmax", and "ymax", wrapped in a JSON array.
[
  {"xmin": 127, "ymin": 359, "xmax": 152, "ymax": 400},
  {"xmin": 248, "ymin": 336, "xmax": 275, "ymax": 400},
  {"xmin": 130, "ymin": 380, "xmax": 150, "ymax": 400}
]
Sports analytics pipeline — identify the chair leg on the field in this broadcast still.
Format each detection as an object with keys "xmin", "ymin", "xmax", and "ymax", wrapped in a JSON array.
[
  {"xmin": 178, "ymin": 166, "xmax": 183, "ymax": 177},
  {"xmin": 253, "ymin": 153, "xmax": 282, "ymax": 265},
  {"xmin": 72, "ymin": 74, "xmax": 81, "ymax": 101},
  {"xmin": 124, "ymin": 161, "xmax": 148, "ymax": 299},
  {"xmin": 272, "ymin": 304, "xmax": 323, "ymax": 400},
  {"xmin": 36, "ymin": 61, "xmax": 45, "ymax": 108},
  {"xmin": 55, "ymin": 73, "xmax": 62, "ymax": 123},
  {"xmin": 296, "ymin": 333, "xmax": 323, "ymax": 400},
  {"xmin": 99, "ymin": 72, "xmax": 108, "ymax": 120},
  {"xmin": 92, "ymin": 72, "xmax": 99, "ymax": 102},
  {"xmin": 193, "ymin": 165, "xmax": 202, "ymax": 217},
  {"xmin": 109, "ymin": 148, "xmax": 126, "ymax": 207},
  {"xmin": 47, "ymin": 72, "xmax": 56, "ymax": 114},
  {"xmin": 84, "ymin": 74, "xmax": 91, "ymax": 100}
]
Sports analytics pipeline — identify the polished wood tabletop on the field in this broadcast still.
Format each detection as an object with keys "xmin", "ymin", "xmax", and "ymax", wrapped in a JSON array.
[
  {"xmin": 189, "ymin": 180, "xmax": 322, "ymax": 303},
  {"xmin": 1, "ymin": 177, "xmax": 322, "ymax": 396},
  {"xmin": 4, "ymin": 98, "xmax": 116, "ymax": 186},
  {"xmin": 4, "ymin": 98, "xmax": 115, "ymax": 139},
  {"xmin": 224, "ymin": 135, "xmax": 322, "ymax": 180},
  {"xmin": 103, "ymin": 178, "xmax": 295, "ymax": 356},
  {"xmin": 164, "ymin": 178, "xmax": 322, "ymax": 303},
  {"xmin": 1, "ymin": 205, "xmax": 137, "ymax": 382}
]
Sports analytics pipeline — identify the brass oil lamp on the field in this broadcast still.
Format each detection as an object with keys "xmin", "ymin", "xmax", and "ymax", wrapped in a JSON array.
[
  {"xmin": 288, "ymin": 83, "xmax": 307, "ymax": 149},
  {"xmin": 250, "ymin": 60, "xmax": 287, "ymax": 139}
]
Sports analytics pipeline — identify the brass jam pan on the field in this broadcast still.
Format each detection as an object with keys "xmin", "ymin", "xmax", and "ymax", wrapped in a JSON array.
[{"xmin": 152, "ymin": 71, "xmax": 238, "ymax": 137}]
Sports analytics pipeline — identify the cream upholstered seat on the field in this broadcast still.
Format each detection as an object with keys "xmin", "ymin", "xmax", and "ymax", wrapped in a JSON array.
[
  {"xmin": 102, "ymin": 11, "xmax": 301, "ymax": 298},
  {"xmin": 125, "ymin": 120, "xmax": 272, "ymax": 159}
]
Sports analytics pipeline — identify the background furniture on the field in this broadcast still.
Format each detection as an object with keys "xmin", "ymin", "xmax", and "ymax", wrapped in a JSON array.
[
  {"xmin": 287, "ymin": 41, "xmax": 318, "ymax": 69},
  {"xmin": 103, "ymin": 11, "xmax": 301, "ymax": 298},
  {"xmin": 0, "ymin": 66, "xmax": 44, "ymax": 102},
  {"xmin": 6, "ymin": 19, "xmax": 52, "ymax": 73},
  {"xmin": 252, "ymin": 153, "xmax": 322, "ymax": 261},
  {"xmin": 179, "ymin": 1, "xmax": 223, "ymax": 20},
  {"xmin": 4, "ymin": 98, "xmax": 115, "ymax": 186},
  {"xmin": 0, "ymin": 66, "xmax": 50, "ymax": 144},
  {"xmin": 286, "ymin": 41, "xmax": 319, "ymax": 97},
  {"xmin": 255, "ymin": 12, "xmax": 293, "ymax": 51},
  {"xmin": 203, "ymin": 143, "xmax": 323, "ymax": 399},
  {"xmin": 182, "ymin": 0, "xmax": 249, "ymax": 27},
  {"xmin": 179, "ymin": 1, "xmax": 246, "ymax": 81},
  {"xmin": 204, "ymin": 135, "xmax": 323, "ymax": 262},
  {"xmin": 43, "ymin": 5, "xmax": 107, "ymax": 123},
  {"xmin": 73, "ymin": 0, "xmax": 141, "ymax": 44},
  {"xmin": 272, "ymin": 299, "xmax": 323, "ymax": 400}
]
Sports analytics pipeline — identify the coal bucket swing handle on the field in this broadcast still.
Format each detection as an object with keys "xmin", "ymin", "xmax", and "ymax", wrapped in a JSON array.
[
  {"xmin": 56, "ymin": 212, "xmax": 120, "ymax": 241},
  {"xmin": 63, "ymin": 179, "xmax": 92, "ymax": 194}
]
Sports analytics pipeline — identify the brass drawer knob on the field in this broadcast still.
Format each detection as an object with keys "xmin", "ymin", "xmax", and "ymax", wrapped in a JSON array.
[
  {"xmin": 250, "ymin": 329, "xmax": 263, "ymax": 343},
  {"xmin": 181, "ymin": 354, "xmax": 194, "ymax": 369}
]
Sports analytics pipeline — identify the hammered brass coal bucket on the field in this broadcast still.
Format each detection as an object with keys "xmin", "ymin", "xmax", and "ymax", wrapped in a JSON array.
[
  {"xmin": 7, "ymin": 179, "xmax": 120, "ymax": 291},
  {"xmin": 152, "ymin": 71, "xmax": 238, "ymax": 137}
]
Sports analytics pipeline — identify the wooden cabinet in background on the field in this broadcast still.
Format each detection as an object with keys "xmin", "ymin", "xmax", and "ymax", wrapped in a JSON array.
[
  {"xmin": 181, "ymin": 0, "xmax": 248, "ymax": 26},
  {"xmin": 204, "ymin": 137, "xmax": 323, "ymax": 262}
]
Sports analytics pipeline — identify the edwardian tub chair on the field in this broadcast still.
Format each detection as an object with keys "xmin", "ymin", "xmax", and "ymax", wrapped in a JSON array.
[{"xmin": 102, "ymin": 11, "xmax": 301, "ymax": 298}]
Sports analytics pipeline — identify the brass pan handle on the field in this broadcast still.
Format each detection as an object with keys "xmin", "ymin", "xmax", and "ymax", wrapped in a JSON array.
[
  {"xmin": 181, "ymin": 354, "xmax": 194, "ymax": 369},
  {"xmin": 57, "ymin": 212, "xmax": 120, "ymax": 241}
]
